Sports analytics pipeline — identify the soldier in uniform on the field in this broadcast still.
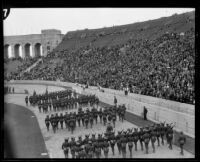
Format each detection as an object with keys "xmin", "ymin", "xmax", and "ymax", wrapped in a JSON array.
[
  {"xmin": 25, "ymin": 96, "xmax": 29, "ymax": 106},
  {"xmin": 95, "ymin": 142, "xmax": 101, "ymax": 158},
  {"xmin": 77, "ymin": 113, "xmax": 81, "ymax": 127},
  {"xmin": 110, "ymin": 138, "xmax": 116, "ymax": 155},
  {"xmin": 121, "ymin": 133, "xmax": 127, "ymax": 158},
  {"xmin": 160, "ymin": 122, "xmax": 165, "ymax": 145},
  {"xmin": 112, "ymin": 112, "xmax": 116, "ymax": 128},
  {"xmin": 116, "ymin": 131, "xmax": 122, "ymax": 155},
  {"xmin": 139, "ymin": 128, "xmax": 144, "ymax": 151},
  {"xmin": 87, "ymin": 141, "xmax": 94, "ymax": 158},
  {"xmin": 128, "ymin": 134, "xmax": 134, "ymax": 158},
  {"xmin": 45, "ymin": 115, "xmax": 50, "ymax": 131},
  {"xmin": 55, "ymin": 113, "xmax": 59, "ymax": 130},
  {"xmin": 103, "ymin": 113, "xmax": 107, "ymax": 126},
  {"xmin": 156, "ymin": 124, "xmax": 161, "ymax": 146},
  {"xmin": 103, "ymin": 139, "xmax": 109, "ymax": 158},
  {"xmin": 81, "ymin": 112, "xmax": 85, "ymax": 126},
  {"xmin": 150, "ymin": 127, "xmax": 157, "ymax": 153},
  {"xmin": 62, "ymin": 138, "xmax": 70, "ymax": 158},
  {"xmin": 178, "ymin": 132, "xmax": 186, "ymax": 155},
  {"xmin": 133, "ymin": 128, "xmax": 139, "ymax": 151},
  {"xmin": 89, "ymin": 114, "xmax": 94, "ymax": 128},
  {"xmin": 98, "ymin": 108, "xmax": 103, "ymax": 124},
  {"xmin": 167, "ymin": 126, "xmax": 174, "ymax": 150},
  {"xmin": 143, "ymin": 129, "xmax": 150, "ymax": 154},
  {"xmin": 52, "ymin": 117, "xmax": 57, "ymax": 133},
  {"xmin": 84, "ymin": 113, "xmax": 89, "ymax": 129},
  {"xmin": 59, "ymin": 113, "xmax": 64, "ymax": 129}
]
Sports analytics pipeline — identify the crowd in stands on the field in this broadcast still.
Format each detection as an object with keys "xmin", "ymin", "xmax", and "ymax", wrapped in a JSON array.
[
  {"xmin": 4, "ymin": 56, "xmax": 42, "ymax": 80},
  {"xmin": 6, "ymin": 29, "xmax": 195, "ymax": 105}
]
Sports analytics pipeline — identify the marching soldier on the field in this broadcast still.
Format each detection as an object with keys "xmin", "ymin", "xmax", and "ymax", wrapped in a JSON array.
[
  {"xmin": 133, "ymin": 128, "xmax": 139, "ymax": 151},
  {"xmin": 110, "ymin": 139, "xmax": 116, "ymax": 155},
  {"xmin": 128, "ymin": 135, "xmax": 134, "ymax": 158},
  {"xmin": 116, "ymin": 131, "xmax": 122, "ymax": 155},
  {"xmin": 112, "ymin": 112, "xmax": 116, "ymax": 128},
  {"xmin": 45, "ymin": 115, "xmax": 50, "ymax": 131},
  {"xmin": 121, "ymin": 133, "xmax": 127, "ymax": 158},
  {"xmin": 114, "ymin": 96, "xmax": 117, "ymax": 106},
  {"xmin": 143, "ymin": 129, "xmax": 150, "ymax": 154},
  {"xmin": 25, "ymin": 96, "xmax": 29, "ymax": 106},
  {"xmin": 77, "ymin": 113, "xmax": 81, "ymax": 127},
  {"xmin": 178, "ymin": 132, "xmax": 186, "ymax": 155},
  {"xmin": 62, "ymin": 138, "xmax": 70, "ymax": 158},
  {"xmin": 139, "ymin": 128, "xmax": 144, "ymax": 151},
  {"xmin": 55, "ymin": 113, "xmax": 59, "ymax": 130},
  {"xmin": 81, "ymin": 112, "xmax": 85, "ymax": 126},
  {"xmin": 99, "ymin": 108, "xmax": 103, "ymax": 124},
  {"xmin": 59, "ymin": 113, "xmax": 64, "ymax": 129},
  {"xmin": 160, "ymin": 122, "xmax": 165, "ymax": 145},
  {"xmin": 150, "ymin": 127, "xmax": 157, "ymax": 153},
  {"xmin": 88, "ymin": 141, "xmax": 94, "ymax": 158},
  {"xmin": 103, "ymin": 113, "xmax": 107, "ymax": 126},
  {"xmin": 103, "ymin": 139, "xmax": 109, "ymax": 158},
  {"xmin": 52, "ymin": 117, "xmax": 57, "ymax": 133},
  {"xmin": 156, "ymin": 124, "xmax": 161, "ymax": 146},
  {"xmin": 85, "ymin": 113, "xmax": 89, "ymax": 129},
  {"xmin": 89, "ymin": 114, "xmax": 94, "ymax": 128},
  {"xmin": 167, "ymin": 126, "xmax": 174, "ymax": 150}
]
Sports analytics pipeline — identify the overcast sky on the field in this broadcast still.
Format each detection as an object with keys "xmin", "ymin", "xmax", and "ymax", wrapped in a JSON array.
[{"xmin": 3, "ymin": 8, "xmax": 195, "ymax": 36}]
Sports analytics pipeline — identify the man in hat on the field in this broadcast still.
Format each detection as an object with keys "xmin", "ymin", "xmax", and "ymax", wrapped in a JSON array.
[
  {"xmin": 178, "ymin": 131, "xmax": 186, "ymax": 155},
  {"xmin": 45, "ymin": 115, "xmax": 50, "ymax": 131},
  {"xmin": 110, "ymin": 139, "xmax": 116, "ymax": 155},
  {"xmin": 103, "ymin": 138, "xmax": 109, "ymax": 158},
  {"xmin": 143, "ymin": 106, "xmax": 148, "ymax": 120},
  {"xmin": 128, "ymin": 135, "xmax": 134, "ymax": 158},
  {"xmin": 143, "ymin": 129, "xmax": 150, "ymax": 154},
  {"xmin": 62, "ymin": 138, "xmax": 69, "ymax": 158},
  {"xmin": 59, "ymin": 113, "xmax": 64, "ymax": 129},
  {"xmin": 150, "ymin": 127, "xmax": 157, "ymax": 153},
  {"xmin": 25, "ymin": 96, "xmax": 29, "ymax": 106},
  {"xmin": 133, "ymin": 128, "xmax": 139, "ymax": 151},
  {"xmin": 121, "ymin": 133, "xmax": 127, "ymax": 158},
  {"xmin": 139, "ymin": 128, "xmax": 144, "ymax": 151}
]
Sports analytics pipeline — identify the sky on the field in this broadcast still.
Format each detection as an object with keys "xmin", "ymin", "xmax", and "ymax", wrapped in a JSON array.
[{"xmin": 3, "ymin": 8, "xmax": 195, "ymax": 36}]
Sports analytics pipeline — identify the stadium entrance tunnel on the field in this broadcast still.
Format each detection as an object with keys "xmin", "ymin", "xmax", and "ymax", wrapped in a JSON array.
[
  {"xmin": 34, "ymin": 43, "xmax": 42, "ymax": 57},
  {"xmin": 25, "ymin": 43, "xmax": 31, "ymax": 57},
  {"xmin": 14, "ymin": 44, "xmax": 21, "ymax": 58},
  {"xmin": 4, "ymin": 44, "xmax": 10, "ymax": 59}
]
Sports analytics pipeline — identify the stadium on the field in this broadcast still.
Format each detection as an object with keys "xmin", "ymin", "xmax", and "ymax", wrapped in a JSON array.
[{"xmin": 4, "ymin": 9, "xmax": 195, "ymax": 158}]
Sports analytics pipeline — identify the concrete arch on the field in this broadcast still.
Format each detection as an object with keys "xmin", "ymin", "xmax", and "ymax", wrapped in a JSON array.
[
  {"xmin": 4, "ymin": 44, "xmax": 11, "ymax": 59},
  {"xmin": 34, "ymin": 43, "xmax": 42, "ymax": 57},
  {"xmin": 24, "ymin": 43, "xmax": 31, "ymax": 58},
  {"xmin": 14, "ymin": 44, "xmax": 22, "ymax": 58}
]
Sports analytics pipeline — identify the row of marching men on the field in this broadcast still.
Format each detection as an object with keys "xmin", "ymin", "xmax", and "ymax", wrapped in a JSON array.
[
  {"xmin": 25, "ymin": 90, "xmax": 100, "ymax": 112},
  {"xmin": 45, "ymin": 105, "xmax": 126, "ymax": 134},
  {"xmin": 61, "ymin": 121, "xmax": 186, "ymax": 158}
]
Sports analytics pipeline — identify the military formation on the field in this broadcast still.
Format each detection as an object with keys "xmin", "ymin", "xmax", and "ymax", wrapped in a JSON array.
[
  {"xmin": 61, "ymin": 121, "xmax": 184, "ymax": 158},
  {"xmin": 44, "ymin": 104, "xmax": 126, "ymax": 134},
  {"xmin": 25, "ymin": 89, "xmax": 99, "ymax": 112}
]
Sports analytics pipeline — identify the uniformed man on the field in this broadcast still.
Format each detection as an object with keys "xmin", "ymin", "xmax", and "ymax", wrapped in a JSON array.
[
  {"xmin": 99, "ymin": 108, "xmax": 103, "ymax": 124},
  {"xmin": 121, "ymin": 133, "xmax": 127, "ymax": 158},
  {"xmin": 167, "ymin": 127, "xmax": 173, "ymax": 150},
  {"xmin": 62, "ymin": 138, "xmax": 70, "ymax": 158},
  {"xmin": 114, "ymin": 96, "xmax": 117, "ymax": 107},
  {"xmin": 45, "ymin": 115, "xmax": 50, "ymax": 131},
  {"xmin": 156, "ymin": 124, "xmax": 161, "ymax": 146},
  {"xmin": 110, "ymin": 139, "xmax": 116, "ymax": 155},
  {"xmin": 103, "ymin": 113, "xmax": 107, "ymax": 126},
  {"xmin": 160, "ymin": 122, "xmax": 165, "ymax": 145},
  {"xmin": 128, "ymin": 135, "xmax": 134, "ymax": 158},
  {"xmin": 139, "ymin": 128, "xmax": 144, "ymax": 151},
  {"xmin": 12, "ymin": 87, "xmax": 15, "ymax": 93},
  {"xmin": 55, "ymin": 113, "xmax": 59, "ymax": 130},
  {"xmin": 178, "ymin": 131, "xmax": 186, "ymax": 155},
  {"xmin": 77, "ymin": 113, "xmax": 81, "ymax": 127},
  {"xmin": 85, "ymin": 113, "xmax": 89, "ymax": 129},
  {"xmin": 25, "ymin": 96, "xmax": 29, "ymax": 106},
  {"xmin": 87, "ymin": 141, "xmax": 94, "ymax": 158},
  {"xmin": 89, "ymin": 114, "xmax": 94, "ymax": 128},
  {"xmin": 133, "ymin": 128, "xmax": 139, "ymax": 151},
  {"xmin": 150, "ymin": 128, "xmax": 157, "ymax": 153},
  {"xmin": 103, "ymin": 139, "xmax": 109, "ymax": 158},
  {"xmin": 143, "ymin": 129, "xmax": 150, "ymax": 154},
  {"xmin": 59, "ymin": 113, "xmax": 64, "ymax": 129},
  {"xmin": 112, "ymin": 112, "xmax": 116, "ymax": 128}
]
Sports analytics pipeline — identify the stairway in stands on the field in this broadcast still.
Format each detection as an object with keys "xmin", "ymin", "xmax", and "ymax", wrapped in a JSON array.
[{"xmin": 20, "ymin": 58, "xmax": 43, "ymax": 76}]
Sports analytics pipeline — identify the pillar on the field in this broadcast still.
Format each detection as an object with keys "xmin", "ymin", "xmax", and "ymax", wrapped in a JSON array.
[
  {"xmin": 21, "ymin": 45, "xmax": 25, "ymax": 58},
  {"xmin": 31, "ymin": 44, "xmax": 35, "ymax": 57},
  {"xmin": 11, "ymin": 45, "xmax": 15, "ymax": 58}
]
